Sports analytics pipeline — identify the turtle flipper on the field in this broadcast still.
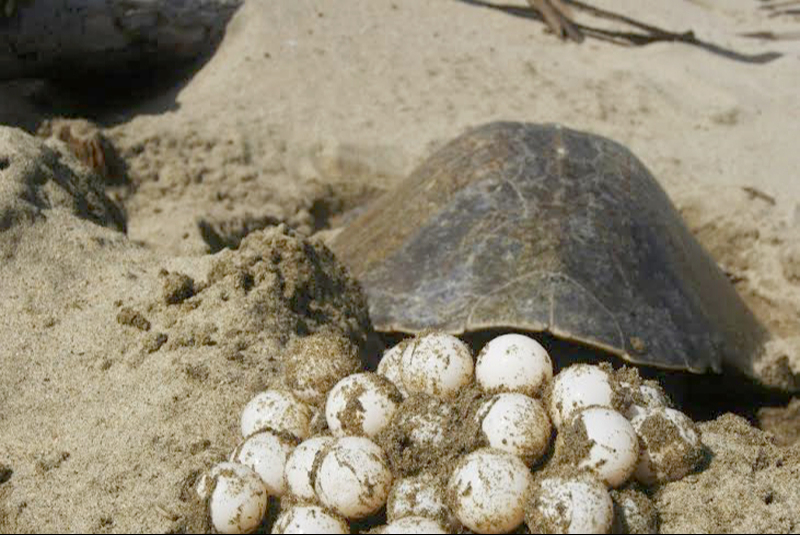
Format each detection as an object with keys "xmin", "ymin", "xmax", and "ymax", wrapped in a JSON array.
[{"xmin": 527, "ymin": 0, "xmax": 584, "ymax": 42}]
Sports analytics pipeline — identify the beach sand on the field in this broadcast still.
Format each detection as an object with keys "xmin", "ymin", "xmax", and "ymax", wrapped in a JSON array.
[{"xmin": 1, "ymin": 0, "xmax": 799, "ymax": 532}]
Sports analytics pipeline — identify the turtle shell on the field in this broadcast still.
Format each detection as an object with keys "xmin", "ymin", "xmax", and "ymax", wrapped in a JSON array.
[{"xmin": 330, "ymin": 122, "xmax": 767, "ymax": 375}]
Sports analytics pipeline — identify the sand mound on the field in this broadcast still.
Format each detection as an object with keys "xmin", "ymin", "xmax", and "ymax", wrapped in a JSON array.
[
  {"xmin": 0, "ymin": 126, "xmax": 125, "ymax": 238},
  {"xmin": 657, "ymin": 415, "xmax": 800, "ymax": 533},
  {"xmin": 0, "ymin": 132, "xmax": 369, "ymax": 532}
]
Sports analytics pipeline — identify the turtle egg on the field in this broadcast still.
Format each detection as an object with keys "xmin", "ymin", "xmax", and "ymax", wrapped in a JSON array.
[
  {"xmin": 631, "ymin": 406, "xmax": 704, "ymax": 485},
  {"xmin": 526, "ymin": 472, "xmax": 613, "ymax": 534},
  {"xmin": 204, "ymin": 462, "xmax": 268, "ymax": 534},
  {"xmin": 325, "ymin": 372, "xmax": 401, "ymax": 437},
  {"xmin": 387, "ymin": 473, "xmax": 458, "ymax": 530},
  {"xmin": 284, "ymin": 436, "xmax": 334, "ymax": 501},
  {"xmin": 401, "ymin": 333, "xmax": 474, "ymax": 398},
  {"xmin": 377, "ymin": 340, "xmax": 411, "ymax": 397},
  {"xmin": 619, "ymin": 380, "xmax": 670, "ymax": 420},
  {"xmin": 314, "ymin": 436, "xmax": 393, "ymax": 519},
  {"xmin": 272, "ymin": 505, "xmax": 349, "ymax": 534},
  {"xmin": 477, "ymin": 393, "xmax": 552, "ymax": 465},
  {"xmin": 550, "ymin": 364, "xmax": 614, "ymax": 428},
  {"xmin": 381, "ymin": 396, "xmax": 454, "ymax": 470},
  {"xmin": 240, "ymin": 390, "xmax": 313, "ymax": 440},
  {"xmin": 476, "ymin": 333, "xmax": 553, "ymax": 396},
  {"xmin": 557, "ymin": 407, "xmax": 639, "ymax": 488},
  {"xmin": 230, "ymin": 431, "xmax": 295, "ymax": 496},
  {"xmin": 447, "ymin": 448, "xmax": 533, "ymax": 534},
  {"xmin": 283, "ymin": 333, "xmax": 360, "ymax": 406},
  {"xmin": 381, "ymin": 516, "xmax": 448, "ymax": 534},
  {"xmin": 637, "ymin": 383, "xmax": 669, "ymax": 407},
  {"xmin": 611, "ymin": 487, "xmax": 659, "ymax": 535}
]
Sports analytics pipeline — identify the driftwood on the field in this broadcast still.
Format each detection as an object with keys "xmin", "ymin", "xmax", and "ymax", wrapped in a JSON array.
[
  {"xmin": 457, "ymin": 0, "xmax": 783, "ymax": 64},
  {"xmin": 527, "ymin": 0, "xmax": 583, "ymax": 41},
  {"xmin": 0, "ymin": 0, "xmax": 242, "ymax": 81}
]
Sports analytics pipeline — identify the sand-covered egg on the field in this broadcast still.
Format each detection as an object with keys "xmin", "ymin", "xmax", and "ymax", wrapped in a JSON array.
[
  {"xmin": 550, "ymin": 365, "xmax": 615, "ymax": 428},
  {"xmin": 401, "ymin": 333, "xmax": 474, "ymax": 398},
  {"xmin": 283, "ymin": 333, "xmax": 361, "ymax": 406},
  {"xmin": 556, "ymin": 407, "xmax": 639, "ymax": 488},
  {"xmin": 325, "ymin": 372, "xmax": 402, "ymax": 437},
  {"xmin": 526, "ymin": 472, "xmax": 613, "ymax": 534},
  {"xmin": 617, "ymin": 376, "xmax": 670, "ymax": 420},
  {"xmin": 477, "ymin": 393, "xmax": 552, "ymax": 465},
  {"xmin": 203, "ymin": 462, "xmax": 268, "ymax": 534},
  {"xmin": 611, "ymin": 487, "xmax": 659, "ymax": 534},
  {"xmin": 399, "ymin": 397, "xmax": 453, "ymax": 450},
  {"xmin": 377, "ymin": 340, "xmax": 411, "ymax": 397},
  {"xmin": 240, "ymin": 389, "xmax": 313, "ymax": 440},
  {"xmin": 632, "ymin": 406, "xmax": 704, "ymax": 485},
  {"xmin": 231, "ymin": 431, "xmax": 295, "ymax": 496},
  {"xmin": 380, "ymin": 516, "xmax": 448, "ymax": 534},
  {"xmin": 284, "ymin": 436, "xmax": 334, "ymax": 501},
  {"xmin": 272, "ymin": 504, "xmax": 349, "ymax": 534},
  {"xmin": 378, "ymin": 394, "xmax": 456, "ymax": 475},
  {"xmin": 476, "ymin": 333, "xmax": 553, "ymax": 396},
  {"xmin": 387, "ymin": 473, "xmax": 458, "ymax": 530},
  {"xmin": 314, "ymin": 436, "xmax": 393, "ymax": 519},
  {"xmin": 447, "ymin": 448, "xmax": 533, "ymax": 534}
]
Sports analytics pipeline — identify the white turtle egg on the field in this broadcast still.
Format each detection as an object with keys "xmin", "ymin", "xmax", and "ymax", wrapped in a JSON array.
[
  {"xmin": 240, "ymin": 390, "xmax": 313, "ymax": 440},
  {"xmin": 477, "ymin": 393, "xmax": 552, "ymax": 465},
  {"xmin": 325, "ymin": 372, "xmax": 401, "ymax": 437},
  {"xmin": 231, "ymin": 431, "xmax": 295, "ymax": 496},
  {"xmin": 205, "ymin": 462, "xmax": 268, "ymax": 534},
  {"xmin": 476, "ymin": 334, "xmax": 553, "ymax": 396},
  {"xmin": 377, "ymin": 340, "xmax": 411, "ymax": 397},
  {"xmin": 314, "ymin": 437, "xmax": 393, "ymax": 519},
  {"xmin": 401, "ymin": 333, "xmax": 474, "ymax": 398},
  {"xmin": 272, "ymin": 504, "xmax": 349, "ymax": 534},
  {"xmin": 558, "ymin": 407, "xmax": 639, "ymax": 488},
  {"xmin": 381, "ymin": 516, "xmax": 448, "ymax": 534},
  {"xmin": 387, "ymin": 473, "xmax": 458, "ymax": 530},
  {"xmin": 550, "ymin": 365, "xmax": 614, "ymax": 428},
  {"xmin": 526, "ymin": 472, "xmax": 613, "ymax": 534},
  {"xmin": 632, "ymin": 406, "xmax": 704, "ymax": 485},
  {"xmin": 284, "ymin": 436, "xmax": 334, "ymax": 501},
  {"xmin": 447, "ymin": 448, "xmax": 533, "ymax": 534}
]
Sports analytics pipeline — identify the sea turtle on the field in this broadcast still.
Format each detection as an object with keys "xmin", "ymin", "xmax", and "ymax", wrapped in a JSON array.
[{"xmin": 329, "ymin": 122, "xmax": 768, "ymax": 378}]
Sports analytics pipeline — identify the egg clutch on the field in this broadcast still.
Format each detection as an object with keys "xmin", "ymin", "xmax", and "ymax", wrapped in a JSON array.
[{"xmin": 197, "ymin": 332, "xmax": 705, "ymax": 534}]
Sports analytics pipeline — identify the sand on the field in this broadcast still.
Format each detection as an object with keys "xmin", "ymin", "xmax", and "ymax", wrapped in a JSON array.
[{"xmin": 1, "ymin": 0, "xmax": 799, "ymax": 532}]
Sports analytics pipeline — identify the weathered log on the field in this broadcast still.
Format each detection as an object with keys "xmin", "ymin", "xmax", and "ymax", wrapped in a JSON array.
[{"xmin": 0, "ymin": 0, "xmax": 242, "ymax": 81}]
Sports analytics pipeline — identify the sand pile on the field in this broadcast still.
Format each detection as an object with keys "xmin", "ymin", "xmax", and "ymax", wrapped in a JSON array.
[
  {"xmin": 657, "ymin": 415, "xmax": 800, "ymax": 533},
  {"xmin": 0, "ymin": 127, "xmax": 369, "ymax": 532}
]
